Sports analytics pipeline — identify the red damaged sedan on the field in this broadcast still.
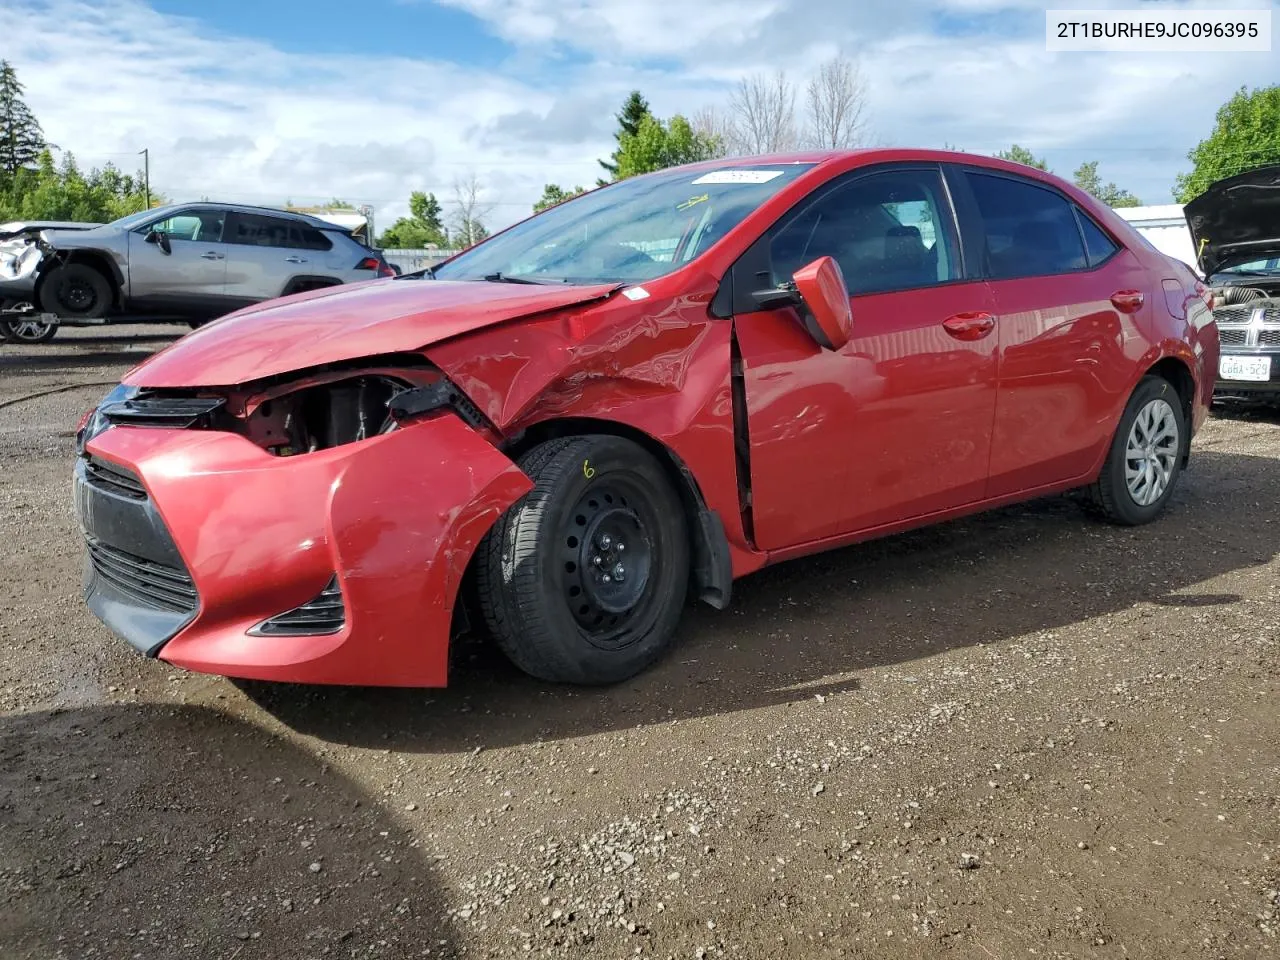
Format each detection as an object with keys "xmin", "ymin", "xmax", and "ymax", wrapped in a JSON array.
[{"xmin": 74, "ymin": 150, "xmax": 1218, "ymax": 687}]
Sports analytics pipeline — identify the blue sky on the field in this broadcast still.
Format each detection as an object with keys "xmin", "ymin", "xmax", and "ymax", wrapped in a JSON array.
[
  {"xmin": 147, "ymin": 0, "xmax": 513, "ymax": 67},
  {"xmin": 6, "ymin": 0, "xmax": 1276, "ymax": 232}
]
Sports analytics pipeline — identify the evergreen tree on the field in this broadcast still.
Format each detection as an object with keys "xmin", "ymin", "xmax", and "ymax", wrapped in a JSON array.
[
  {"xmin": 598, "ymin": 91, "xmax": 652, "ymax": 183},
  {"xmin": 0, "ymin": 60, "xmax": 49, "ymax": 177}
]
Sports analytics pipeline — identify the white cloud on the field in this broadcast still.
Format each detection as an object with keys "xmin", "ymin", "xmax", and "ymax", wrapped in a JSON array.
[{"xmin": 3, "ymin": 0, "xmax": 1275, "ymax": 235}]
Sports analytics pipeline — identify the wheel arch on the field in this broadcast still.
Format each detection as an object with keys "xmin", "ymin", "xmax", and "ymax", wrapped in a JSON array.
[
  {"xmin": 280, "ymin": 275, "xmax": 344, "ymax": 298},
  {"xmin": 1143, "ymin": 354, "xmax": 1195, "ymax": 467},
  {"xmin": 39, "ymin": 249, "xmax": 123, "ymax": 310},
  {"xmin": 502, "ymin": 415, "xmax": 734, "ymax": 611}
]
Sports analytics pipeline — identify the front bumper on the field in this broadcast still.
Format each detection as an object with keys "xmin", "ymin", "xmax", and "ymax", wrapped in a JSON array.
[
  {"xmin": 1213, "ymin": 347, "xmax": 1280, "ymax": 398},
  {"xmin": 76, "ymin": 413, "xmax": 531, "ymax": 686}
]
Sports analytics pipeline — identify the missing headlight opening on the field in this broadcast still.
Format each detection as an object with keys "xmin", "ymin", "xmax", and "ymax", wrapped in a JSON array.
[{"xmin": 242, "ymin": 375, "xmax": 409, "ymax": 456}]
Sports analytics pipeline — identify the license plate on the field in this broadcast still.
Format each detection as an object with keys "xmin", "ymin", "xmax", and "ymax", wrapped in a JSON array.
[{"xmin": 1219, "ymin": 355, "xmax": 1272, "ymax": 382}]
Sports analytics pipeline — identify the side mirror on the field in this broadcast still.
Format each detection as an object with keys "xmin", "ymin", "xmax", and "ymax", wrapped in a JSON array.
[
  {"xmin": 792, "ymin": 256, "xmax": 853, "ymax": 351},
  {"xmin": 145, "ymin": 229, "xmax": 171, "ymax": 255},
  {"xmin": 750, "ymin": 255, "xmax": 852, "ymax": 351}
]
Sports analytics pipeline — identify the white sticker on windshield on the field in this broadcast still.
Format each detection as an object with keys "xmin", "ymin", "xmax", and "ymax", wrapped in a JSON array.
[
  {"xmin": 621, "ymin": 286, "xmax": 650, "ymax": 301},
  {"xmin": 691, "ymin": 170, "xmax": 784, "ymax": 185}
]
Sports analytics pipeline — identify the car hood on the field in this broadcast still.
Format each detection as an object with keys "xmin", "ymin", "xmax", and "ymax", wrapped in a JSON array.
[
  {"xmin": 0, "ymin": 219, "xmax": 104, "ymax": 239},
  {"xmin": 124, "ymin": 278, "xmax": 621, "ymax": 388},
  {"xmin": 1184, "ymin": 164, "xmax": 1280, "ymax": 276}
]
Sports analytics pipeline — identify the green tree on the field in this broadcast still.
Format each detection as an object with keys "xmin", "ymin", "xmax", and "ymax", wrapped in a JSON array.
[
  {"xmin": 598, "ymin": 91, "xmax": 653, "ymax": 183},
  {"xmin": 0, "ymin": 149, "xmax": 156, "ymax": 222},
  {"xmin": 376, "ymin": 190, "xmax": 448, "ymax": 248},
  {"xmin": 996, "ymin": 144, "xmax": 1050, "ymax": 171},
  {"xmin": 0, "ymin": 60, "xmax": 49, "ymax": 177},
  {"xmin": 1174, "ymin": 84, "xmax": 1280, "ymax": 203},
  {"xmin": 533, "ymin": 183, "xmax": 587, "ymax": 213},
  {"xmin": 1072, "ymin": 160, "xmax": 1140, "ymax": 207},
  {"xmin": 614, "ymin": 114, "xmax": 721, "ymax": 179}
]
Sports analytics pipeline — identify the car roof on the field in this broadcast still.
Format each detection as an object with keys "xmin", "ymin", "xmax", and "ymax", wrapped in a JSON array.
[{"xmin": 145, "ymin": 201, "xmax": 345, "ymax": 231}]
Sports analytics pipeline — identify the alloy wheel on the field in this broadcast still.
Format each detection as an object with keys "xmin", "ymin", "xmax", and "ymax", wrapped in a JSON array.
[{"xmin": 1124, "ymin": 397, "xmax": 1179, "ymax": 506}]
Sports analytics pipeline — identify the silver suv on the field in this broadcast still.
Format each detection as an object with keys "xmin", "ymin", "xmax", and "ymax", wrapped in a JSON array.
[{"xmin": 0, "ymin": 202, "xmax": 392, "ymax": 341}]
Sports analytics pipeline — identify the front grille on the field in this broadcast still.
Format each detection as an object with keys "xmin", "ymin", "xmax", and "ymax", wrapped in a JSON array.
[
  {"xmin": 1262, "ymin": 306, "xmax": 1280, "ymax": 325},
  {"xmin": 100, "ymin": 394, "xmax": 226, "ymax": 428},
  {"xmin": 1260, "ymin": 329, "xmax": 1280, "ymax": 347},
  {"xmin": 87, "ymin": 537, "xmax": 198, "ymax": 613},
  {"xmin": 83, "ymin": 457, "xmax": 146, "ymax": 499},
  {"xmin": 1219, "ymin": 328, "xmax": 1249, "ymax": 346},
  {"xmin": 250, "ymin": 576, "xmax": 345, "ymax": 636},
  {"xmin": 1213, "ymin": 305, "xmax": 1254, "ymax": 325}
]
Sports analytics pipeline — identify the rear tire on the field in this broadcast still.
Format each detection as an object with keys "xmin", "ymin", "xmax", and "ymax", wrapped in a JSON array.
[
  {"xmin": 37, "ymin": 262, "xmax": 112, "ymax": 319},
  {"xmin": 477, "ymin": 435, "xmax": 690, "ymax": 684},
  {"xmin": 1088, "ymin": 375, "xmax": 1186, "ymax": 525}
]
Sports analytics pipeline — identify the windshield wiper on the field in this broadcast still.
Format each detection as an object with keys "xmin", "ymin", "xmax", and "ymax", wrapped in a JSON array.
[{"xmin": 480, "ymin": 272, "xmax": 546, "ymax": 284}]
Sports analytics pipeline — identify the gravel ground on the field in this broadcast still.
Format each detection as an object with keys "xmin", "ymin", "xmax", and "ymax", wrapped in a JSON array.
[{"xmin": 1, "ymin": 325, "xmax": 1277, "ymax": 960}]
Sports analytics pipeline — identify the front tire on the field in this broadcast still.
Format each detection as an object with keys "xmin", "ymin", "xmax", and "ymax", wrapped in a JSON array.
[
  {"xmin": 1088, "ymin": 375, "xmax": 1186, "ymax": 525},
  {"xmin": 37, "ymin": 263, "xmax": 112, "ymax": 319},
  {"xmin": 477, "ymin": 436, "xmax": 690, "ymax": 684},
  {"xmin": 0, "ymin": 300, "xmax": 57, "ymax": 343}
]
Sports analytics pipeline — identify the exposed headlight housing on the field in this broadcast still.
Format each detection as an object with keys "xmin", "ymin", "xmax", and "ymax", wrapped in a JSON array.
[{"xmin": 75, "ymin": 384, "xmax": 138, "ymax": 455}]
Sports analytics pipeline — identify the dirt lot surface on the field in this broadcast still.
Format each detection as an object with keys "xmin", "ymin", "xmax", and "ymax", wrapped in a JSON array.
[{"xmin": 1, "ymin": 325, "xmax": 1277, "ymax": 960}]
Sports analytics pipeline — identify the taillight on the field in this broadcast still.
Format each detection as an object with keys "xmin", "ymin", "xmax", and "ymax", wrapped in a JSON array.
[
  {"xmin": 355, "ymin": 256, "xmax": 396, "ymax": 278},
  {"xmin": 1195, "ymin": 281, "xmax": 1214, "ymax": 311}
]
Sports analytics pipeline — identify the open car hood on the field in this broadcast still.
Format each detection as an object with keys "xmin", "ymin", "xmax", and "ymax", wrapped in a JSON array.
[
  {"xmin": 124, "ymin": 278, "xmax": 620, "ymax": 388},
  {"xmin": 1184, "ymin": 165, "xmax": 1280, "ymax": 276}
]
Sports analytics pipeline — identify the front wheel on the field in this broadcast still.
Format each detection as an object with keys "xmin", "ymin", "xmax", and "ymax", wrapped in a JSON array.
[
  {"xmin": 0, "ymin": 301, "xmax": 57, "ymax": 343},
  {"xmin": 37, "ymin": 263, "xmax": 112, "ymax": 319},
  {"xmin": 476, "ymin": 435, "xmax": 690, "ymax": 684},
  {"xmin": 1088, "ymin": 375, "xmax": 1186, "ymax": 525}
]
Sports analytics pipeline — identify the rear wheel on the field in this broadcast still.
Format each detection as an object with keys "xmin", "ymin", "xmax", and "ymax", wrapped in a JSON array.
[
  {"xmin": 477, "ymin": 435, "xmax": 690, "ymax": 684},
  {"xmin": 37, "ymin": 263, "xmax": 112, "ymax": 319},
  {"xmin": 1088, "ymin": 375, "xmax": 1186, "ymax": 525}
]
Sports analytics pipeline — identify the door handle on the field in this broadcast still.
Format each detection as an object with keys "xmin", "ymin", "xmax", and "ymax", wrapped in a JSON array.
[
  {"xmin": 942, "ymin": 311, "xmax": 996, "ymax": 340},
  {"xmin": 285, "ymin": 256, "xmax": 308, "ymax": 264},
  {"xmin": 200, "ymin": 251, "xmax": 224, "ymax": 260},
  {"xmin": 1110, "ymin": 289, "xmax": 1144, "ymax": 313}
]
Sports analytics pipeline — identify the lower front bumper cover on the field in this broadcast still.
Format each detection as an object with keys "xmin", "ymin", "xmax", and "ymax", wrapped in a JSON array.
[
  {"xmin": 76, "ymin": 457, "xmax": 199, "ymax": 656},
  {"xmin": 77, "ymin": 413, "xmax": 532, "ymax": 687}
]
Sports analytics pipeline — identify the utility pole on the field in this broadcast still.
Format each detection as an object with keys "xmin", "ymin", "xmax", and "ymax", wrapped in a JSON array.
[{"xmin": 138, "ymin": 148, "xmax": 150, "ymax": 208}]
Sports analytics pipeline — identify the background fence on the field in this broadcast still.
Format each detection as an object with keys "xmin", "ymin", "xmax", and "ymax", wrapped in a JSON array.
[{"xmin": 380, "ymin": 248, "xmax": 461, "ymax": 274}]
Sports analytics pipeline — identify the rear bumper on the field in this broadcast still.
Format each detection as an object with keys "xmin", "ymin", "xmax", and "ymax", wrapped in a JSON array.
[{"xmin": 76, "ymin": 414, "xmax": 531, "ymax": 687}]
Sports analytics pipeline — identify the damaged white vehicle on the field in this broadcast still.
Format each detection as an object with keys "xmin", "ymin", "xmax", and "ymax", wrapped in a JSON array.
[{"xmin": 0, "ymin": 220, "xmax": 103, "ymax": 343}]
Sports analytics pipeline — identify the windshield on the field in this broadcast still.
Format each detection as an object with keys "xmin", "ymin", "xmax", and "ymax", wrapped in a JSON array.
[
  {"xmin": 432, "ymin": 164, "xmax": 816, "ymax": 285},
  {"xmin": 1219, "ymin": 257, "xmax": 1280, "ymax": 275}
]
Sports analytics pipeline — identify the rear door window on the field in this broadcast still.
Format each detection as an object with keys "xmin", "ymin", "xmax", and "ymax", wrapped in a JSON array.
[
  {"xmin": 226, "ymin": 214, "xmax": 333, "ymax": 251},
  {"xmin": 964, "ymin": 172, "xmax": 1089, "ymax": 279}
]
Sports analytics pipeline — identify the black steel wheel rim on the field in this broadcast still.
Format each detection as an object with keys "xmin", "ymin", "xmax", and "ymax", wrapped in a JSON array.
[
  {"xmin": 559, "ymin": 480, "xmax": 656, "ymax": 649},
  {"xmin": 60, "ymin": 279, "xmax": 95, "ymax": 313}
]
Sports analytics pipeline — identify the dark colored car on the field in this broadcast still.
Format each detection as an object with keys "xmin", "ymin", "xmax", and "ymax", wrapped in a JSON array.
[
  {"xmin": 73, "ymin": 149, "xmax": 1217, "ymax": 688},
  {"xmin": 1185, "ymin": 165, "xmax": 1280, "ymax": 401}
]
